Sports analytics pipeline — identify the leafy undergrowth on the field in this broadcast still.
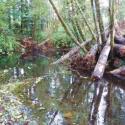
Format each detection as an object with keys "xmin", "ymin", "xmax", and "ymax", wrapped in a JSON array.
[{"xmin": 0, "ymin": 82, "xmax": 38, "ymax": 125}]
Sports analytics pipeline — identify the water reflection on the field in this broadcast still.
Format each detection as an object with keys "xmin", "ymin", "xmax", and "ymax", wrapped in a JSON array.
[
  {"xmin": 23, "ymin": 74, "xmax": 125, "ymax": 125},
  {"xmin": 46, "ymin": 109, "xmax": 64, "ymax": 125},
  {"xmin": 1, "ymin": 57, "xmax": 125, "ymax": 125},
  {"xmin": 13, "ymin": 67, "xmax": 25, "ymax": 79},
  {"xmin": 48, "ymin": 72, "xmax": 61, "ymax": 97}
]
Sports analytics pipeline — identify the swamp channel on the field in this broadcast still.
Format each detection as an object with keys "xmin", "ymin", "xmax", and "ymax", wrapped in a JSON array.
[{"xmin": 0, "ymin": 54, "xmax": 125, "ymax": 125}]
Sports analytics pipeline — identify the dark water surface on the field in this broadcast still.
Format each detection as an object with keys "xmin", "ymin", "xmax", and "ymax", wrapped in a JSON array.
[{"xmin": 0, "ymin": 55, "xmax": 125, "ymax": 125}]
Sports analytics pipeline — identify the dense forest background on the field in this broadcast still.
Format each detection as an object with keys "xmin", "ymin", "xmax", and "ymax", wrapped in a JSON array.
[{"xmin": 0, "ymin": 0, "xmax": 125, "ymax": 54}]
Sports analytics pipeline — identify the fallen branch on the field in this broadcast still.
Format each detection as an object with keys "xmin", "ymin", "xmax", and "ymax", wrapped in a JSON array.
[
  {"xmin": 52, "ymin": 40, "xmax": 91, "ymax": 65},
  {"xmin": 110, "ymin": 66, "xmax": 125, "ymax": 80},
  {"xmin": 92, "ymin": 37, "xmax": 111, "ymax": 80},
  {"xmin": 38, "ymin": 39, "xmax": 50, "ymax": 46}
]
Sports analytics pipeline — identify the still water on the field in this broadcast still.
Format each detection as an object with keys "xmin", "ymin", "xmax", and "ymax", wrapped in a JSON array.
[{"xmin": 0, "ymin": 55, "xmax": 125, "ymax": 125}]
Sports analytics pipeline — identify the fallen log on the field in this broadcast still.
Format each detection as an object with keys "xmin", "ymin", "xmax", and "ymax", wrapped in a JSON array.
[
  {"xmin": 52, "ymin": 40, "xmax": 91, "ymax": 65},
  {"xmin": 70, "ymin": 44, "xmax": 98, "ymax": 72},
  {"xmin": 113, "ymin": 58, "xmax": 123, "ymax": 68},
  {"xmin": 92, "ymin": 37, "xmax": 111, "ymax": 80},
  {"xmin": 114, "ymin": 44, "xmax": 125, "ymax": 57},
  {"xmin": 82, "ymin": 44, "xmax": 99, "ymax": 67},
  {"xmin": 38, "ymin": 39, "xmax": 50, "ymax": 46},
  {"xmin": 114, "ymin": 35, "xmax": 125, "ymax": 45},
  {"xmin": 110, "ymin": 66, "xmax": 125, "ymax": 80}
]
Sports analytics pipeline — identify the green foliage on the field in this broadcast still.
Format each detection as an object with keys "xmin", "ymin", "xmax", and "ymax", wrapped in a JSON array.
[
  {"xmin": 31, "ymin": 0, "xmax": 48, "ymax": 17},
  {"xmin": 35, "ymin": 31, "xmax": 48, "ymax": 43},
  {"xmin": 0, "ymin": 53, "xmax": 19, "ymax": 69},
  {"xmin": 0, "ymin": 31, "xmax": 18, "ymax": 52},
  {"xmin": 0, "ymin": 0, "xmax": 49, "ymax": 52},
  {"xmin": 51, "ymin": 26, "xmax": 72, "ymax": 48}
]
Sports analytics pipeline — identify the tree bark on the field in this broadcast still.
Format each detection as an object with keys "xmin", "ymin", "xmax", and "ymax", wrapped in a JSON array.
[
  {"xmin": 83, "ymin": 44, "xmax": 98, "ymax": 65},
  {"xmin": 52, "ymin": 40, "xmax": 91, "ymax": 65},
  {"xmin": 91, "ymin": 0, "xmax": 99, "ymax": 39},
  {"xmin": 109, "ymin": 0, "xmax": 116, "ymax": 52},
  {"xmin": 94, "ymin": 0, "xmax": 106, "ymax": 43},
  {"xmin": 81, "ymin": 44, "xmax": 99, "ymax": 70},
  {"xmin": 110, "ymin": 66, "xmax": 125, "ymax": 80},
  {"xmin": 92, "ymin": 37, "xmax": 111, "ymax": 80},
  {"xmin": 74, "ymin": 0, "xmax": 96, "ymax": 40}
]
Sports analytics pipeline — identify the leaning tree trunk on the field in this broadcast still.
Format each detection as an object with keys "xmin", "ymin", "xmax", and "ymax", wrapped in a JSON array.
[
  {"xmin": 49, "ymin": 0, "xmax": 86, "ymax": 52},
  {"xmin": 91, "ymin": 0, "xmax": 100, "ymax": 42},
  {"xmin": 52, "ymin": 40, "xmax": 91, "ymax": 65},
  {"xmin": 74, "ymin": 0, "xmax": 96, "ymax": 40},
  {"xmin": 92, "ymin": 37, "xmax": 111, "ymax": 80},
  {"xmin": 70, "ymin": 0, "xmax": 83, "ymax": 44}
]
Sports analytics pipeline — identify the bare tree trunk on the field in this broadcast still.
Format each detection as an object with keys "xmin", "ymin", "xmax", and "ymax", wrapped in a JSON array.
[
  {"xmin": 70, "ymin": 0, "xmax": 81, "ymax": 42},
  {"xmin": 75, "ymin": 19, "xmax": 86, "ymax": 41},
  {"xmin": 109, "ymin": 0, "xmax": 116, "ymax": 49},
  {"xmin": 94, "ymin": 0, "xmax": 106, "ymax": 43},
  {"xmin": 91, "ymin": 0, "xmax": 100, "ymax": 42}
]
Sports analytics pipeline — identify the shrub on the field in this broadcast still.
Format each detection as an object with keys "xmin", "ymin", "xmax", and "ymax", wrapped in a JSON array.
[{"xmin": 0, "ymin": 30, "xmax": 18, "ymax": 53}]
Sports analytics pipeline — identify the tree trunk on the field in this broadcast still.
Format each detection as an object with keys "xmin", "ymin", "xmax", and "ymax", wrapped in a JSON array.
[
  {"xmin": 20, "ymin": 0, "xmax": 24, "ymax": 34},
  {"xmin": 94, "ymin": 0, "xmax": 106, "ymax": 43},
  {"xmin": 92, "ymin": 37, "xmax": 111, "ymax": 80},
  {"xmin": 109, "ymin": 0, "xmax": 116, "ymax": 54},
  {"xmin": 83, "ymin": 44, "xmax": 98, "ymax": 65},
  {"xmin": 80, "ymin": 44, "xmax": 99, "ymax": 70},
  {"xmin": 52, "ymin": 40, "xmax": 91, "ymax": 65},
  {"xmin": 74, "ymin": 0, "xmax": 96, "ymax": 40},
  {"xmin": 91, "ymin": 0, "xmax": 100, "ymax": 42},
  {"xmin": 49, "ymin": 0, "xmax": 86, "ymax": 51}
]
